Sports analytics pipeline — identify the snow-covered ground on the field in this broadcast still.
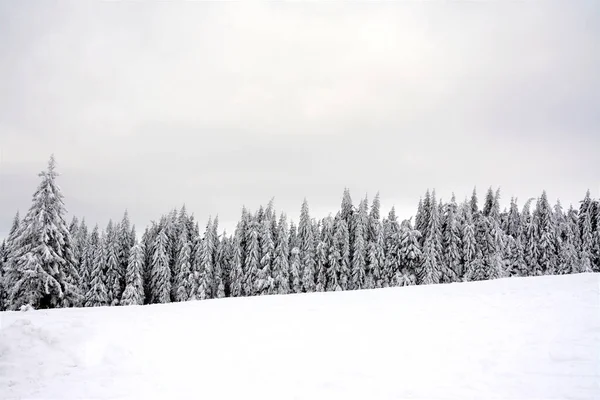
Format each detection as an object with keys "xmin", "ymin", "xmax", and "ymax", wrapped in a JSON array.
[{"xmin": 1, "ymin": 273, "xmax": 598, "ymax": 400}]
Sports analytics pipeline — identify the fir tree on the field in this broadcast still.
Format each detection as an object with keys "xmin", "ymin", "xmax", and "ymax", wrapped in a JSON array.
[
  {"xmin": 197, "ymin": 218, "xmax": 217, "ymax": 300},
  {"xmin": 289, "ymin": 247, "xmax": 302, "ymax": 293},
  {"xmin": 85, "ymin": 232, "xmax": 108, "ymax": 307},
  {"xmin": 351, "ymin": 199, "xmax": 367, "ymax": 290},
  {"xmin": 174, "ymin": 228, "xmax": 193, "ymax": 302},
  {"xmin": 258, "ymin": 218, "xmax": 275, "ymax": 295},
  {"xmin": 117, "ymin": 210, "xmax": 133, "ymax": 296},
  {"xmin": 150, "ymin": 228, "xmax": 171, "ymax": 303},
  {"xmin": 211, "ymin": 217, "xmax": 225, "ymax": 298},
  {"xmin": 470, "ymin": 187, "xmax": 479, "ymax": 216},
  {"xmin": 299, "ymin": 199, "xmax": 316, "ymax": 293},
  {"xmin": 229, "ymin": 234, "xmax": 244, "ymax": 297},
  {"xmin": 272, "ymin": 214, "xmax": 290, "ymax": 295},
  {"xmin": 104, "ymin": 220, "xmax": 121, "ymax": 305},
  {"xmin": 7, "ymin": 156, "xmax": 81, "ymax": 309},
  {"xmin": 534, "ymin": 191, "xmax": 557, "ymax": 275},
  {"xmin": 397, "ymin": 221, "xmax": 420, "ymax": 286},
  {"xmin": 121, "ymin": 244, "xmax": 145, "ymax": 306},
  {"xmin": 443, "ymin": 194, "xmax": 462, "ymax": 281},
  {"xmin": 383, "ymin": 207, "xmax": 401, "ymax": 286},
  {"xmin": 327, "ymin": 215, "xmax": 349, "ymax": 291},
  {"xmin": 461, "ymin": 205, "xmax": 477, "ymax": 281}
]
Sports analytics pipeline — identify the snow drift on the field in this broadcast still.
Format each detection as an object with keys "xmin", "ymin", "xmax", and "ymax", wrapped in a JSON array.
[{"xmin": 1, "ymin": 273, "xmax": 599, "ymax": 399}]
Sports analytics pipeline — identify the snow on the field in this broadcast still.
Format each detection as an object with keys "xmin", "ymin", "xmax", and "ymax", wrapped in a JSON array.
[{"xmin": 1, "ymin": 273, "xmax": 599, "ymax": 399}]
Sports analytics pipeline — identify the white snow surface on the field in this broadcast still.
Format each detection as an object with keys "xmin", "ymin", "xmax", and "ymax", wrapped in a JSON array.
[{"xmin": 1, "ymin": 273, "xmax": 599, "ymax": 400}]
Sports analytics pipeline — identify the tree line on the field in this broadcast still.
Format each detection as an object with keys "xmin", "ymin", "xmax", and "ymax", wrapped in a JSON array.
[{"xmin": 1, "ymin": 156, "xmax": 598, "ymax": 310}]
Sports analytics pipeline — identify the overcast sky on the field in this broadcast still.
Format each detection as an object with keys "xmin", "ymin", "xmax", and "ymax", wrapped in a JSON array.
[{"xmin": 0, "ymin": 1, "xmax": 599, "ymax": 238}]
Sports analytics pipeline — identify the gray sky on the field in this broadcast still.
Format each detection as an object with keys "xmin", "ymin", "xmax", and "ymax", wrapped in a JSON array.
[{"xmin": 1, "ymin": 1, "xmax": 599, "ymax": 238}]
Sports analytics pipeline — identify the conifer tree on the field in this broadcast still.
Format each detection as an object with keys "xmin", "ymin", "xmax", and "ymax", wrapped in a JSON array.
[
  {"xmin": 211, "ymin": 217, "xmax": 225, "ymax": 298},
  {"xmin": 506, "ymin": 197, "xmax": 521, "ymax": 238},
  {"xmin": 229, "ymin": 234, "xmax": 244, "ymax": 297},
  {"xmin": 85, "ymin": 232, "xmax": 108, "ymax": 307},
  {"xmin": 418, "ymin": 191, "xmax": 443, "ymax": 285},
  {"xmin": 197, "ymin": 218, "xmax": 216, "ymax": 300},
  {"xmin": 272, "ymin": 214, "xmax": 290, "ymax": 295},
  {"xmin": 461, "ymin": 205, "xmax": 477, "ymax": 281},
  {"xmin": 7, "ymin": 156, "xmax": 81, "ymax": 309},
  {"xmin": 289, "ymin": 247, "xmax": 302, "ymax": 293},
  {"xmin": 174, "ymin": 228, "xmax": 193, "ymax": 302},
  {"xmin": 258, "ymin": 218, "xmax": 275, "ymax": 295},
  {"xmin": 1, "ymin": 212, "xmax": 20, "ymax": 309},
  {"xmin": 244, "ymin": 219, "xmax": 260, "ymax": 296},
  {"xmin": 534, "ymin": 191, "xmax": 557, "ymax": 275},
  {"xmin": 150, "ymin": 228, "xmax": 171, "ymax": 303},
  {"xmin": 351, "ymin": 198, "xmax": 367, "ymax": 290},
  {"xmin": 121, "ymin": 244, "xmax": 145, "ymax": 306},
  {"xmin": 315, "ymin": 237, "xmax": 329, "ymax": 292},
  {"xmin": 367, "ymin": 194, "xmax": 385, "ymax": 288},
  {"xmin": 214, "ymin": 233, "xmax": 228, "ymax": 298},
  {"xmin": 470, "ymin": 187, "xmax": 479, "ymax": 216},
  {"xmin": 383, "ymin": 207, "xmax": 401, "ymax": 286},
  {"xmin": 299, "ymin": 199, "xmax": 316, "ymax": 293},
  {"xmin": 397, "ymin": 221, "xmax": 420, "ymax": 286},
  {"xmin": 443, "ymin": 194, "xmax": 462, "ymax": 281},
  {"xmin": 117, "ymin": 210, "xmax": 132, "ymax": 295},
  {"xmin": 104, "ymin": 220, "xmax": 121, "ymax": 305}
]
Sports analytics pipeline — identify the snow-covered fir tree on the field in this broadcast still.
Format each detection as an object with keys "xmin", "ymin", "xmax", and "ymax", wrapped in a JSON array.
[
  {"xmin": 351, "ymin": 198, "xmax": 367, "ymax": 290},
  {"xmin": 258, "ymin": 217, "xmax": 275, "ymax": 295},
  {"xmin": 150, "ymin": 228, "xmax": 171, "ymax": 303},
  {"xmin": 534, "ymin": 191, "xmax": 557, "ymax": 275},
  {"xmin": 104, "ymin": 220, "xmax": 121, "ymax": 306},
  {"xmin": 121, "ymin": 244, "xmax": 145, "ymax": 306},
  {"xmin": 383, "ymin": 207, "xmax": 401, "ymax": 286},
  {"xmin": 85, "ymin": 232, "xmax": 109, "ymax": 307},
  {"xmin": 289, "ymin": 247, "xmax": 302, "ymax": 293},
  {"xmin": 174, "ymin": 227, "xmax": 193, "ymax": 302},
  {"xmin": 397, "ymin": 220, "xmax": 420, "ymax": 286},
  {"xmin": 6, "ymin": 156, "xmax": 81, "ymax": 310},
  {"xmin": 442, "ymin": 194, "xmax": 462, "ymax": 281},
  {"xmin": 117, "ymin": 211, "xmax": 133, "ymax": 296},
  {"xmin": 367, "ymin": 194, "xmax": 385, "ymax": 288},
  {"xmin": 197, "ymin": 218, "xmax": 217, "ymax": 300},
  {"xmin": 271, "ymin": 214, "xmax": 290, "ymax": 295},
  {"xmin": 299, "ymin": 199, "xmax": 316, "ymax": 293}
]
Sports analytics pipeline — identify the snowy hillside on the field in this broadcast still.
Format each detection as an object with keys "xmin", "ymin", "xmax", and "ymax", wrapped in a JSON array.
[{"xmin": 1, "ymin": 273, "xmax": 599, "ymax": 400}]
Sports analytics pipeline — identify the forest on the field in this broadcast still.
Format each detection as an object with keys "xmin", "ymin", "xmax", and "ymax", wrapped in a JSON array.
[{"xmin": 1, "ymin": 156, "xmax": 598, "ymax": 311}]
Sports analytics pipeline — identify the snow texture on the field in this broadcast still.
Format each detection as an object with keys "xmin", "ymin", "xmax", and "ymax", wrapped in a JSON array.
[{"xmin": 0, "ymin": 273, "xmax": 598, "ymax": 399}]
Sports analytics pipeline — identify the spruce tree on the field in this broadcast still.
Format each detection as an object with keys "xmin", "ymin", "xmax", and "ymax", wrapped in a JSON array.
[
  {"xmin": 397, "ymin": 221, "xmax": 420, "ymax": 286},
  {"xmin": 7, "ymin": 156, "xmax": 80, "ymax": 309},
  {"xmin": 272, "ymin": 214, "xmax": 290, "ymax": 295},
  {"xmin": 418, "ymin": 191, "xmax": 442, "ymax": 285},
  {"xmin": 150, "ymin": 228, "xmax": 171, "ymax": 303},
  {"xmin": 174, "ymin": 228, "xmax": 193, "ymax": 302},
  {"xmin": 1, "ymin": 212, "xmax": 20, "ymax": 309},
  {"xmin": 351, "ymin": 199, "xmax": 367, "ymax": 290},
  {"xmin": 534, "ymin": 191, "xmax": 557, "ymax": 275},
  {"xmin": 383, "ymin": 207, "xmax": 401, "ymax": 286},
  {"xmin": 443, "ymin": 194, "xmax": 462, "ymax": 281},
  {"xmin": 367, "ymin": 194, "xmax": 385, "ymax": 288},
  {"xmin": 211, "ymin": 217, "xmax": 225, "ymax": 298},
  {"xmin": 117, "ymin": 210, "xmax": 132, "ymax": 295},
  {"xmin": 197, "ymin": 218, "xmax": 216, "ymax": 300},
  {"xmin": 229, "ymin": 234, "xmax": 244, "ymax": 297},
  {"xmin": 461, "ymin": 205, "xmax": 477, "ymax": 281},
  {"xmin": 104, "ymin": 220, "xmax": 121, "ymax": 305},
  {"xmin": 258, "ymin": 218, "xmax": 275, "ymax": 295},
  {"xmin": 289, "ymin": 247, "xmax": 302, "ymax": 293},
  {"xmin": 85, "ymin": 232, "xmax": 108, "ymax": 307},
  {"xmin": 299, "ymin": 199, "xmax": 316, "ymax": 293},
  {"xmin": 121, "ymin": 244, "xmax": 145, "ymax": 306}
]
